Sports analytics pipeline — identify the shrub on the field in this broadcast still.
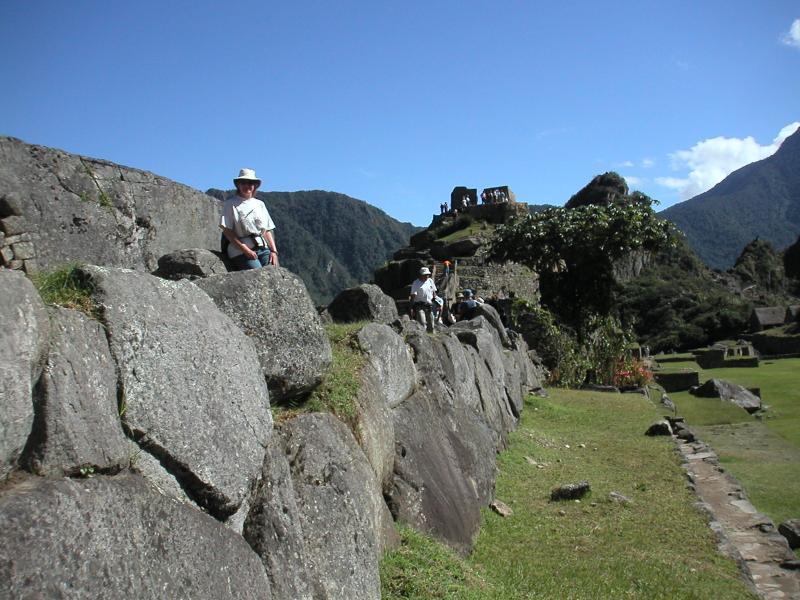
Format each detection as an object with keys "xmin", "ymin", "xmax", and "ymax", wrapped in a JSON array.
[
  {"xmin": 512, "ymin": 300, "xmax": 588, "ymax": 387},
  {"xmin": 612, "ymin": 358, "xmax": 653, "ymax": 388},
  {"xmin": 580, "ymin": 314, "xmax": 635, "ymax": 386}
]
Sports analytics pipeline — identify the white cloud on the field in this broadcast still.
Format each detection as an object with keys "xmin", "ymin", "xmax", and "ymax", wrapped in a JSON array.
[
  {"xmin": 781, "ymin": 18, "xmax": 800, "ymax": 49},
  {"xmin": 616, "ymin": 160, "xmax": 634, "ymax": 168},
  {"xmin": 641, "ymin": 158, "xmax": 655, "ymax": 169},
  {"xmin": 654, "ymin": 177, "xmax": 688, "ymax": 190},
  {"xmin": 655, "ymin": 122, "xmax": 800, "ymax": 200},
  {"xmin": 622, "ymin": 175, "xmax": 643, "ymax": 187}
]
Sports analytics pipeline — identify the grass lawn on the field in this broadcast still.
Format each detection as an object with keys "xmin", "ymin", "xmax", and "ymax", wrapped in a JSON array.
[
  {"xmin": 381, "ymin": 390, "xmax": 756, "ymax": 599},
  {"xmin": 666, "ymin": 357, "xmax": 800, "ymax": 524}
]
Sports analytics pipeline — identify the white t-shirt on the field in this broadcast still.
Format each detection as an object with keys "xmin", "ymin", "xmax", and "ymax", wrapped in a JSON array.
[
  {"xmin": 410, "ymin": 277, "xmax": 436, "ymax": 304},
  {"xmin": 220, "ymin": 196, "xmax": 276, "ymax": 258}
]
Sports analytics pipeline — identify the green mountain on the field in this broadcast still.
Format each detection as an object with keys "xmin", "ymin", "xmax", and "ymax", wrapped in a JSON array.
[
  {"xmin": 207, "ymin": 189, "xmax": 421, "ymax": 305},
  {"xmin": 659, "ymin": 126, "xmax": 800, "ymax": 270}
]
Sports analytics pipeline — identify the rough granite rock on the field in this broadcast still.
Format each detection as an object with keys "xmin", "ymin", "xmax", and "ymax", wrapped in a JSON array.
[
  {"xmin": 22, "ymin": 307, "xmax": 129, "ymax": 476},
  {"xmin": 356, "ymin": 323, "xmax": 416, "ymax": 409},
  {"xmin": 279, "ymin": 414, "xmax": 393, "ymax": 600},
  {"xmin": 327, "ymin": 283, "xmax": 399, "ymax": 324},
  {"xmin": 81, "ymin": 266, "xmax": 272, "ymax": 519},
  {"xmin": 155, "ymin": 248, "xmax": 228, "ymax": 280},
  {"xmin": 502, "ymin": 348, "xmax": 525, "ymax": 418},
  {"xmin": 451, "ymin": 318, "xmax": 517, "ymax": 449},
  {"xmin": 353, "ymin": 323, "xmax": 414, "ymax": 490},
  {"xmin": 355, "ymin": 366, "xmax": 396, "ymax": 492},
  {"xmin": 127, "ymin": 439, "xmax": 192, "ymax": 505},
  {"xmin": 0, "ymin": 136, "xmax": 220, "ymax": 271},
  {"xmin": 0, "ymin": 270, "xmax": 49, "ymax": 479},
  {"xmin": 0, "ymin": 474, "xmax": 271, "ymax": 599},
  {"xmin": 389, "ymin": 385, "xmax": 489, "ymax": 555},
  {"xmin": 388, "ymin": 330, "xmax": 499, "ymax": 554},
  {"xmin": 434, "ymin": 331, "xmax": 483, "ymax": 414},
  {"xmin": 471, "ymin": 303, "xmax": 510, "ymax": 347},
  {"xmin": 511, "ymin": 334, "xmax": 545, "ymax": 394},
  {"xmin": 551, "ymin": 481, "xmax": 591, "ymax": 501},
  {"xmin": 645, "ymin": 420, "xmax": 673, "ymax": 437},
  {"xmin": 195, "ymin": 268, "xmax": 332, "ymax": 402},
  {"xmin": 690, "ymin": 378, "xmax": 762, "ymax": 413},
  {"xmin": 244, "ymin": 435, "xmax": 315, "ymax": 600}
]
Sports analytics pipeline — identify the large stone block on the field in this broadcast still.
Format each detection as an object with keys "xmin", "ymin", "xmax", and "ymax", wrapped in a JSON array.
[
  {"xmin": 356, "ymin": 323, "xmax": 415, "ymax": 409},
  {"xmin": 690, "ymin": 378, "xmax": 762, "ymax": 413},
  {"xmin": 0, "ymin": 136, "xmax": 221, "ymax": 271},
  {"xmin": 0, "ymin": 270, "xmax": 49, "ymax": 479},
  {"xmin": 81, "ymin": 266, "xmax": 272, "ymax": 519},
  {"xmin": 0, "ymin": 474, "xmax": 271, "ymax": 599},
  {"xmin": 388, "ymin": 330, "xmax": 499, "ymax": 553},
  {"xmin": 155, "ymin": 248, "xmax": 228, "ymax": 280},
  {"xmin": 452, "ymin": 318, "xmax": 517, "ymax": 448},
  {"xmin": 196, "ymin": 268, "xmax": 332, "ymax": 402},
  {"xmin": 244, "ymin": 436, "xmax": 315, "ymax": 600},
  {"xmin": 22, "ymin": 307, "xmax": 129, "ymax": 476},
  {"xmin": 389, "ymin": 385, "xmax": 495, "ymax": 555},
  {"xmin": 327, "ymin": 283, "xmax": 398, "ymax": 324},
  {"xmin": 279, "ymin": 413, "xmax": 392, "ymax": 600}
]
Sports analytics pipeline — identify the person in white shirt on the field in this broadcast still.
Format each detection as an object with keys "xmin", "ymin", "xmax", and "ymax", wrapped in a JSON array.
[
  {"xmin": 220, "ymin": 168, "xmax": 279, "ymax": 270},
  {"xmin": 409, "ymin": 266, "xmax": 437, "ymax": 332}
]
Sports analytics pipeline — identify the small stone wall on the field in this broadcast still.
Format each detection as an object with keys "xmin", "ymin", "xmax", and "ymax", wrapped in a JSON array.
[{"xmin": 654, "ymin": 370, "xmax": 700, "ymax": 392}]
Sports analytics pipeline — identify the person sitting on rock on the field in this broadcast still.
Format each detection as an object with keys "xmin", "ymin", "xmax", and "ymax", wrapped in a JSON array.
[
  {"xmin": 432, "ymin": 295, "xmax": 445, "ymax": 324},
  {"xmin": 220, "ymin": 168, "xmax": 279, "ymax": 270},
  {"xmin": 456, "ymin": 290, "xmax": 479, "ymax": 321},
  {"xmin": 409, "ymin": 266, "xmax": 437, "ymax": 332}
]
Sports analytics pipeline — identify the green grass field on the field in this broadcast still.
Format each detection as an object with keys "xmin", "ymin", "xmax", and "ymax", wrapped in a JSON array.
[
  {"xmin": 664, "ymin": 357, "xmax": 800, "ymax": 524},
  {"xmin": 381, "ymin": 390, "xmax": 757, "ymax": 599}
]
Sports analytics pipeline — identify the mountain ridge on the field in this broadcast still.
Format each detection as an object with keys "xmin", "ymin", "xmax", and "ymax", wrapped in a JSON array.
[{"xmin": 659, "ymin": 126, "xmax": 800, "ymax": 270}]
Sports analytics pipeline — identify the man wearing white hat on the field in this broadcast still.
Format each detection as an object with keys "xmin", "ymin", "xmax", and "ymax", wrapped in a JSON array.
[
  {"xmin": 220, "ymin": 168, "xmax": 279, "ymax": 269},
  {"xmin": 409, "ymin": 266, "xmax": 437, "ymax": 332}
]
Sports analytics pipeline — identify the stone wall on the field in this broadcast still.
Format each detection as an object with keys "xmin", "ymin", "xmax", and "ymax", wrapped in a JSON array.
[
  {"xmin": 653, "ymin": 370, "xmax": 700, "ymax": 392},
  {"xmin": 0, "ymin": 264, "xmax": 544, "ymax": 598}
]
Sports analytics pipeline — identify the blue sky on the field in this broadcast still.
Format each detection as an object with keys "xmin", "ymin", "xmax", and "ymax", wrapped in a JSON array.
[{"xmin": 1, "ymin": 1, "xmax": 798, "ymax": 226}]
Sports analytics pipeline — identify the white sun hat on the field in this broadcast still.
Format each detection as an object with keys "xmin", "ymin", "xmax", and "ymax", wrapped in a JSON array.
[
  {"xmin": 419, "ymin": 267, "xmax": 431, "ymax": 275},
  {"xmin": 233, "ymin": 168, "xmax": 261, "ymax": 187}
]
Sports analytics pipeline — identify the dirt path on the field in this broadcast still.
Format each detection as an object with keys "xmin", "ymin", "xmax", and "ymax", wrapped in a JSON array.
[{"xmin": 678, "ymin": 437, "xmax": 800, "ymax": 599}]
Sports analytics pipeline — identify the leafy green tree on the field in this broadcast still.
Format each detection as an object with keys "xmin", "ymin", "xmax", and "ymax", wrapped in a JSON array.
[{"xmin": 490, "ymin": 198, "xmax": 676, "ymax": 328}]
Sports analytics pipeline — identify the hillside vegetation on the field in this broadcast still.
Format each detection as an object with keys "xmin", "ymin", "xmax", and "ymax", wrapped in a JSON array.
[{"xmin": 207, "ymin": 189, "xmax": 420, "ymax": 304}]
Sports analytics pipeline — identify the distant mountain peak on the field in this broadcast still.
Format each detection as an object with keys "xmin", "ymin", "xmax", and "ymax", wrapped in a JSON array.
[{"xmin": 659, "ymin": 127, "xmax": 800, "ymax": 270}]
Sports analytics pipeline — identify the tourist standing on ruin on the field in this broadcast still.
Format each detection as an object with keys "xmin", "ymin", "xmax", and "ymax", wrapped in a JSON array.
[
  {"xmin": 220, "ymin": 168, "xmax": 279, "ymax": 270},
  {"xmin": 409, "ymin": 266, "xmax": 437, "ymax": 332}
]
